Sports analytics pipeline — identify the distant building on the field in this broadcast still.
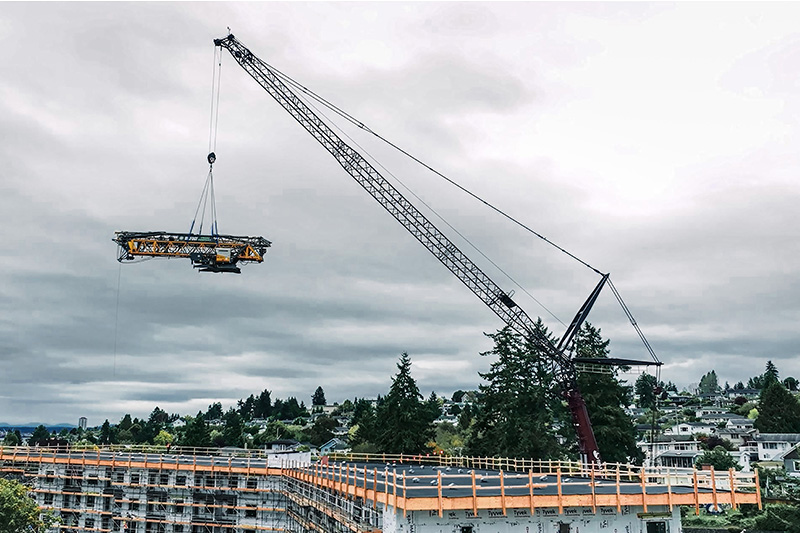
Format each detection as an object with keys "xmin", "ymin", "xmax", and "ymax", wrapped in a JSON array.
[{"xmin": 78, "ymin": 417, "xmax": 88, "ymax": 431}]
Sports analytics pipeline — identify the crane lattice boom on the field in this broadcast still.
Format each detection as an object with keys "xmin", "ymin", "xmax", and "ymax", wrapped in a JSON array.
[
  {"xmin": 113, "ymin": 231, "xmax": 271, "ymax": 273},
  {"xmin": 214, "ymin": 34, "xmax": 602, "ymax": 462}
]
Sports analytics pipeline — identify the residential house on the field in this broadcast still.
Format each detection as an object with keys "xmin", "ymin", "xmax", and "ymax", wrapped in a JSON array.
[
  {"xmin": 751, "ymin": 433, "xmax": 800, "ymax": 462},
  {"xmin": 779, "ymin": 444, "xmax": 800, "ymax": 478}
]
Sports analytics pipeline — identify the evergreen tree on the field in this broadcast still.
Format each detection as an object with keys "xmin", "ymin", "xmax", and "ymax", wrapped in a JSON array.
[
  {"xmin": 466, "ymin": 324, "xmax": 564, "ymax": 460},
  {"xmin": 763, "ymin": 360, "xmax": 780, "ymax": 388},
  {"xmin": 222, "ymin": 409, "xmax": 245, "ymax": 448},
  {"xmin": 99, "ymin": 420, "xmax": 113, "ymax": 445},
  {"xmin": 575, "ymin": 323, "xmax": 643, "ymax": 465},
  {"xmin": 755, "ymin": 381, "xmax": 800, "ymax": 433},
  {"xmin": 182, "ymin": 412, "xmax": 211, "ymax": 447},
  {"xmin": 349, "ymin": 399, "xmax": 377, "ymax": 446},
  {"xmin": 254, "ymin": 390, "xmax": 271, "ymax": 419},
  {"xmin": 312, "ymin": 387, "xmax": 327, "ymax": 406},
  {"xmin": 374, "ymin": 353, "xmax": 434, "ymax": 454},
  {"xmin": 635, "ymin": 373, "xmax": 658, "ymax": 409},
  {"xmin": 205, "ymin": 402, "xmax": 224, "ymax": 421},
  {"xmin": 699, "ymin": 370, "xmax": 719, "ymax": 394},
  {"xmin": 238, "ymin": 395, "xmax": 256, "ymax": 420},
  {"xmin": 30, "ymin": 425, "xmax": 51, "ymax": 446},
  {"xmin": 118, "ymin": 414, "xmax": 133, "ymax": 431}
]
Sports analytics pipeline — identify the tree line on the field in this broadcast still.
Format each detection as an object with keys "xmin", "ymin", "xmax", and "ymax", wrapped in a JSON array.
[{"xmin": 9, "ymin": 321, "xmax": 644, "ymax": 464}]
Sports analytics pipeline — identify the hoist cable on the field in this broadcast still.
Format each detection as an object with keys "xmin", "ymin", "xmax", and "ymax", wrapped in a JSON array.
[
  {"xmin": 268, "ymin": 64, "xmax": 605, "ymax": 277},
  {"xmin": 295, "ymin": 86, "xmax": 568, "ymax": 327},
  {"xmin": 261, "ymin": 58, "xmax": 659, "ymax": 360},
  {"xmin": 608, "ymin": 279, "xmax": 660, "ymax": 363}
]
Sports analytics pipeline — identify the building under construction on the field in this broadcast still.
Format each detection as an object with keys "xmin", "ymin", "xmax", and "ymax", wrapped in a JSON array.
[{"xmin": 1, "ymin": 446, "xmax": 761, "ymax": 533}]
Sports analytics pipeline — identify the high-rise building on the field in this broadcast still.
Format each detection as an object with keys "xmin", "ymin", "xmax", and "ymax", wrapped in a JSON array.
[{"xmin": 78, "ymin": 417, "xmax": 88, "ymax": 431}]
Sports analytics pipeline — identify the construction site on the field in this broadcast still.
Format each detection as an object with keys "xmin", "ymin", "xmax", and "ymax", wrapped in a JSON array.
[
  {"xmin": 0, "ymin": 445, "xmax": 762, "ymax": 533},
  {"xmin": 5, "ymin": 29, "xmax": 755, "ymax": 533}
]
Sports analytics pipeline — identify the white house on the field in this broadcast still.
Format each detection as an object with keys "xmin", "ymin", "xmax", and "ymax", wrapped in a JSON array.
[{"xmin": 752, "ymin": 433, "xmax": 800, "ymax": 461}]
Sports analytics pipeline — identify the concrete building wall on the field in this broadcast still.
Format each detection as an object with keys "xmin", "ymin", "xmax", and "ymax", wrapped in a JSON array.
[{"xmin": 381, "ymin": 505, "xmax": 681, "ymax": 533}]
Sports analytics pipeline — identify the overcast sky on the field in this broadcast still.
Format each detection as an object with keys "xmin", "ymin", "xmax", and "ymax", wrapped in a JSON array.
[{"xmin": 2, "ymin": 2, "xmax": 799, "ymax": 426}]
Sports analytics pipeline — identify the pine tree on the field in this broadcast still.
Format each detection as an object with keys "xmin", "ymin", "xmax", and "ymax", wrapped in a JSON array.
[
  {"xmin": 182, "ymin": 412, "xmax": 211, "ymax": 447},
  {"xmin": 466, "ymin": 323, "xmax": 564, "ymax": 460},
  {"xmin": 635, "ymin": 373, "xmax": 658, "ymax": 409},
  {"xmin": 374, "ymin": 353, "xmax": 434, "ymax": 454},
  {"xmin": 755, "ymin": 381, "xmax": 800, "ymax": 433},
  {"xmin": 312, "ymin": 387, "xmax": 327, "ymax": 406}
]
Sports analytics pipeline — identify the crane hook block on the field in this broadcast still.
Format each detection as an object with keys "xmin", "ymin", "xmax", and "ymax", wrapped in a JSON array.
[{"xmin": 207, "ymin": 152, "xmax": 216, "ymax": 165}]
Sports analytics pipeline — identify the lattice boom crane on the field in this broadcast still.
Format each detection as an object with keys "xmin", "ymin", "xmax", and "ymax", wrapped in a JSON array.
[
  {"xmin": 113, "ymin": 231, "xmax": 271, "ymax": 273},
  {"xmin": 214, "ymin": 33, "xmax": 618, "ymax": 462}
]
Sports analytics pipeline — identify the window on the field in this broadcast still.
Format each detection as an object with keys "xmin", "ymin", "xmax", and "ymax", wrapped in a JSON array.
[
  {"xmin": 130, "ymin": 499, "xmax": 139, "ymax": 511},
  {"xmin": 646, "ymin": 522, "xmax": 667, "ymax": 533},
  {"xmin": 176, "ymin": 475, "xmax": 187, "ymax": 486},
  {"xmin": 245, "ymin": 506, "xmax": 257, "ymax": 518},
  {"xmin": 43, "ymin": 493, "xmax": 54, "ymax": 506},
  {"xmin": 131, "ymin": 473, "xmax": 141, "ymax": 485},
  {"xmin": 115, "ymin": 472, "xmax": 125, "ymax": 483},
  {"xmin": 246, "ymin": 478, "xmax": 258, "ymax": 490},
  {"xmin": 160, "ymin": 473, "xmax": 169, "ymax": 485},
  {"xmin": 85, "ymin": 518, "xmax": 95, "ymax": 530},
  {"xmin": 559, "ymin": 523, "xmax": 571, "ymax": 533},
  {"xmin": 86, "ymin": 495, "xmax": 95, "ymax": 508},
  {"xmin": 174, "ymin": 526, "xmax": 184, "ymax": 533},
  {"xmin": 460, "ymin": 527, "xmax": 474, "ymax": 533}
]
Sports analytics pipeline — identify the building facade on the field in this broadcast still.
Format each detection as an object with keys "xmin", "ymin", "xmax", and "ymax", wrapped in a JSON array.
[{"xmin": 0, "ymin": 447, "xmax": 761, "ymax": 533}]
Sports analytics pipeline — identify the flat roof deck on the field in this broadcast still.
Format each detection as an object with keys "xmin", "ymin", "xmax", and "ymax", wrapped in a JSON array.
[{"xmin": 0, "ymin": 447, "xmax": 761, "ymax": 515}]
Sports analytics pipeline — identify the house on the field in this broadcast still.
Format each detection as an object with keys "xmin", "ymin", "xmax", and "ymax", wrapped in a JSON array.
[
  {"xmin": 319, "ymin": 438, "xmax": 350, "ymax": 455},
  {"xmin": 663, "ymin": 421, "xmax": 716, "ymax": 436},
  {"xmin": 640, "ymin": 435, "xmax": 702, "ymax": 468},
  {"xmin": 726, "ymin": 388, "xmax": 761, "ymax": 401},
  {"xmin": 751, "ymin": 433, "xmax": 800, "ymax": 461},
  {"xmin": 778, "ymin": 443, "xmax": 800, "ymax": 477},
  {"xmin": 263, "ymin": 439, "xmax": 300, "ymax": 452}
]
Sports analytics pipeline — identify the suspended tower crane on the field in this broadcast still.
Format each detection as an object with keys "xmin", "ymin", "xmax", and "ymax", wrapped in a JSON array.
[{"xmin": 213, "ymin": 34, "xmax": 660, "ymax": 463}]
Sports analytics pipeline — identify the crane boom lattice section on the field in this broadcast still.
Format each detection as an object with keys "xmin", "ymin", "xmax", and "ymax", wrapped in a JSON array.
[
  {"xmin": 113, "ymin": 231, "xmax": 271, "ymax": 273},
  {"xmin": 214, "ymin": 35, "xmax": 571, "ymax": 375}
]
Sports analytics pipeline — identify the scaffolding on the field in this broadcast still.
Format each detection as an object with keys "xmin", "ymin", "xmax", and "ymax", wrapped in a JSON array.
[{"xmin": 0, "ymin": 447, "xmax": 762, "ymax": 533}]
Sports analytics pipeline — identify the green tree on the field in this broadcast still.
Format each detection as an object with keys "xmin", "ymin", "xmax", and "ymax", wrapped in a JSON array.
[
  {"xmin": 764, "ymin": 360, "xmax": 780, "ymax": 388},
  {"xmin": 635, "ymin": 373, "xmax": 658, "ymax": 409},
  {"xmin": 575, "ymin": 323, "xmax": 643, "ymax": 465},
  {"xmin": 304, "ymin": 416, "xmax": 338, "ymax": 446},
  {"xmin": 699, "ymin": 370, "xmax": 719, "ymax": 394},
  {"xmin": 312, "ymin": 387, "xmax": 327, "ymax": 406},
  {"xmin": 29, "ymin": 425, "xmax": 51, "ymax": 446},
  {"xmin": 375, "ymin": 352, "xmax": 434, "ymax": 454},
  {"xmin": 755, "ymin": 381, "xmax": 800, "ymax": 433},
  {"xmin": 349, "ymin": 399, "xmax": 378, "ymax": 446},
  {"xmin": 253, "ymin": 390, "xmax": 272, "ymax": 419},
  {"xmin": 466, "ymin": 324, "xmax": 564, "ymax": 460},
  {"xmin": 99, "ymin": 420, "xmax": 114, "ymax": 445},
  {"xmin": 181, "ymin": 412, "xmax": 211, "ymax": 447},
  {"xmin": 2, "ymin": 431, "xmax": 20, "ymax": 446},
  {"xmin": 451, "ymin": 390, "xmax": 466, "ymax": 403},
  {"xmin": 153, "ymin": 430, "xmax": 174, "ymax": 446},
  {"xmin": 695, "ymin": 445, "xmax": 740, "ymax": 470},
  {"xmin": 0, "ymin": 478, "xmax": 54, "ymax": 532},
  {"xmin": 205, "ymin": 402, "xmax": 224, "ymax": 421},
  {"xmin": 222, "ymin": 409, "xmax": 244, "ymax": 448},
  {"xmin": 118, "ymin": 414, "xmax": 133, "ymax": 431}
]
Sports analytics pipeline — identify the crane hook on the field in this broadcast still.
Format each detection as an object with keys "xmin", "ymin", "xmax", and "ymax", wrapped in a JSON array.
[{"xmin": 207, "ymin": 152, "xmax": 216, "ymax": 166}]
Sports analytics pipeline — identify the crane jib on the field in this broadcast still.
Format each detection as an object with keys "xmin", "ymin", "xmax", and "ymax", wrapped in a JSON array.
[{"xmin": 215, "ymin": 34, "xmax": 603, "ymax": 465}]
